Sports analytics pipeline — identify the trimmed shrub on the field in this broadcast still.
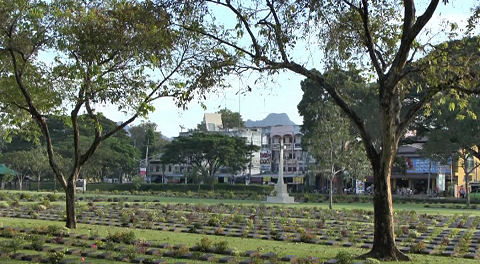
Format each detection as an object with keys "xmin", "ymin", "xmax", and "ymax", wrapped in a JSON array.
[
  {"xmin": 214, "ymin": 240, "xmax": 229, "ymax": 254},
  {"xmin": 197, "ymin": 237, "xmax": 213, "ymax": 252},
  {"xmin": 365, "ymin": 258, "xmax": 381, "ymax": 264},
  {"xmin": 335, "ymin": 251, "xmax": 354, "ymax": 264}
]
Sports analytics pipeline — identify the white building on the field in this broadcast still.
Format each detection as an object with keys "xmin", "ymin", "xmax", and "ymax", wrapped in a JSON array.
[{"xmin": 147, "ymin": 114, "xmax": 311, "ymax": 188}]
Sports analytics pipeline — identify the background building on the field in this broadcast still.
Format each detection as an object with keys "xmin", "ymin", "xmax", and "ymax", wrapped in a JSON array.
[
  {"xmin": 392, "ymin": 140, "xmax": 451, "ymax": 195},
  {"xmin": 147, "ymin": 113, "xmax": 310, "ymax": 190}
]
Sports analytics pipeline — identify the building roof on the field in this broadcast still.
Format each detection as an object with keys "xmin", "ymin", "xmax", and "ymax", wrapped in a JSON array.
[
  {"xmin": 0, "ymin": 164, "xmax": 17, "ymax": 176},
  {"xmin": 397, "ymin": 143, "xmax": 424, "ymax": 155},
  {"xmin": 204, "ymin": 113, "xmax": 223, "ymax": 131}
]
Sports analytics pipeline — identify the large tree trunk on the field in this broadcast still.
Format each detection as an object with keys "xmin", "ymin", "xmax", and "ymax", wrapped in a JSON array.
[
  {"xmin": 65, "ymin": 179, "xmax": 77, "ymax": 228},
  {"xmin": 367, "ymin": 158, "xmax": 408, "ymax": 260},
  {"xmin": 364, "ymin": 101, "xmax": 409, "ymax": 261}
]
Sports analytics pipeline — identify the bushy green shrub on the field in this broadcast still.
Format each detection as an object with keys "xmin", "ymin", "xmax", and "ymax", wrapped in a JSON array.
[
  {"xmin": 207, "ymin": 214, "xmax": 221, "ymax": 226},
  {"xmin": 411, "ymin": 241, "xmax": 426, "ymax": 253},
  {"xmin": 233, "ymin": 214, "xmax": 243, "ymax": 224},
  {"xmin": 19, "ymin": 192, "xmax": 33, "ymax": 201},
  {"xmin": 106, "ymin": 230, "xmax": 136, "ymax": 244},
  {"xmin": 197, "ymin": 237, "xmax": 213, "ymax": 252},
  {"xmin": 46, "ymin": 225, "xmax": 63, "ymax": 236},
  {"xmin": 28, "ymin": 235, "xmax": 45, "ymax": 251},
  {"xmin": 335, "ymin": 251, "xmax": 354, "ymax": 264},
  {"xmin": 47, "ymin": 250, "xmax": 65, "ymax": 264},
  {"xmin": 299, "ymin": 230, "xmax": 316, "ymax": 243},
  {"xmin": 0, "ymin": 236, "xmax": 24, "ymax": 254},
  {"xmin": 1, "ymin": 227, "xmax": 17, "ymax": 238},
  {"xmin": 365, "ymin": 258, "xmax": 381, "ymax": 264},
  {"xmin": 46, "ymin": 193, "xmax": 59, "ymax": 202},
  {"xmin": 214, "ymin": 240, "xmax": 229, "ymax": 254},
  {"xmin": 408, "ymin": 229, "xmax": 420, "ymax": 238}
]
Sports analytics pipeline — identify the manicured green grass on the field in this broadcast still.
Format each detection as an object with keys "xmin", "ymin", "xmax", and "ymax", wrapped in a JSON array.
[
  {"xmin": 0, "ymin": 217, "xmax": 478, "ymax": 264},
  {"xmin": 6, "ymin": 189, "xmax": 480, "ymax": 214},
  {"xmin": 84, "ymin": 195, "xmax": 480, "ymax": 216},
  {"xmin": 2, "ymin": 190, "xmax": 480, "ymax": 263}
]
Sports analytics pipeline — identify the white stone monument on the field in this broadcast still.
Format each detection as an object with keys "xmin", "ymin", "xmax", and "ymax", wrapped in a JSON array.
[{"xmin": 267, "ymin": 142, "xmax": 295, "ymax": 203}]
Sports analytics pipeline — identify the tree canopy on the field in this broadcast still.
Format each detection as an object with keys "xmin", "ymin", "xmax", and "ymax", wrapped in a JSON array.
[
  {"xmin": 217, "ymin": 109, "xmax": 245, "ymax": 129},
  {"xmin": 0, "ymin": 0, "xmax": 234, "ymax": 228},
  {"xmin": 419, "ymin": 95, "xmax": 480, "ymax": 206},
  {"xmin": 298, "ymin": 70, "xmax": 371, "ymax": 209},
  {"xmin": 179, "ymin": 0, "xmax": 480, "ymax": 260},
  {"xmin": 160, "ymin": 132, "xmax": 258, "ymax": 189},
  {"xmin": 129, "ymin": 122, "xmax": 169, "ymax": 159}
]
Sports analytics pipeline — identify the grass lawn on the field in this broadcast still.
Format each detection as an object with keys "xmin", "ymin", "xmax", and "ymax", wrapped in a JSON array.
[
  {"xmin": 1, "ymin": 190, "xmax": 480, "ymax": 263},
  {"xmin": 5, "ymin": 189, "xmax": 480, "ymax": 215},
  {"xmin": 0, "ymin": 217, "xmax": 478, "ymax": 264}
]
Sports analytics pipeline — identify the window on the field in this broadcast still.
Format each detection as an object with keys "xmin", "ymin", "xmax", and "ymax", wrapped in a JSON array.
[{"xmin": 467, "ymin": 156, "xmax": 475, "ymax": 171}]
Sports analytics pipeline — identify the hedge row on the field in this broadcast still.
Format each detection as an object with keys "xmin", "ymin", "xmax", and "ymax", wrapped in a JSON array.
[
  {"xmin": 294, "ymin": 193, "xmax": 480, "ymax": 204},
  {"xmin": 19, "ymin": 182, "xmax": 274, "ymax": 194}
]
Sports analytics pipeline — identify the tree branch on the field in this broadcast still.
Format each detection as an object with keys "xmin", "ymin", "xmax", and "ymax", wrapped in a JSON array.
[
  {"xmin": 410, "ymin": 0, "xmax": 440, "ymax": 40},
  {"xmin": 389, "ymin": 0, "xmax": 439, "ymax": 83},
  {"xmin": 222, "ymin": 0, "xmax": 262, "ymax": 58},
  {"xmin": 8, "ymin": 48, "xmax": 67, "ymax": 190},
  {"xmin": 357, "ymin": 0, "xmax": 385, "ymax": 79},
  {"xmin": 265, "ymin": 0, "xmax": 288, "ymax": 62},
  {"xmin": 286, "ymin": 61, "xmax": 379, "ymax": 162},
  {"xmin": 78, "ymin": 97, "xmax": 102, "ymax": 167},
  {"xmin": 177, "ymin": 23, "xmax": 256, "ymax": 58},
  {"xmin": 396, "ymin": 88, "xmax": 439, "ymax": 138}
]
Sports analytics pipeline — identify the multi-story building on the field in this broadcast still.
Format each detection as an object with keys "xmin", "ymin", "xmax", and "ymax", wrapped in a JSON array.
[
  {"xmin": 391, "ymin": 138, "xmax": 480, "ymax": 197},
  {"xmin": 146, "ymin": 114, "xmax": 311, "ymax": 189},
  {"xmin": 392, "ymin": 140, "xmax": 451, "ymax": 194},
  {"xmin": 251, "ymin": 125, "xmax": 310, "ymax": 190},
  {"xmin": 146, "ymin": 124, "xmax": 263, "ymax": 184},
  {"xmin": 452, "ymin": 147, "xmax": 480, "ymax": 197}
]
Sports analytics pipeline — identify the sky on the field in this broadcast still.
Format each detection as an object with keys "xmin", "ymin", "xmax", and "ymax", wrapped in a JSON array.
[{"xmin": 101, "ymin": 1, "xmax": 477, "ymax": 138}]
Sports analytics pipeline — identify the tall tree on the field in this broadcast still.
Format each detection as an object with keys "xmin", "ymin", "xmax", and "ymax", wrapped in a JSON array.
[
  {"xmin": 181, "ymin": 1, "xmax": 480, "ymax": 260},
  {"xmin": 298, "ymin": 71, "xmax": 371, "ymax": 209},
  {"xmin": 26, "ymin": 146, "xmax": 49, "ymax": 191},
  {"xmin": 129, "ymin": 122, "xmax": 168, "ymax": 158},
  {"xmin": 160, "ymin": 132, "xmax": 257, "ymax": 190},
  {"xmin": 420, "ymin": 96, "xmax": 480, "ymax": 206},
  {"xmin": 217, "ymin": 109, "xmax": 245, "ymax": 129},
  {"xmin": 1, "ymin": 150, "xmax": 30, "ymax": 190},
  {"xmin": 0, "ymin": 0, "xmax": 233, "ymax": 228},
  {"xmin": 0, "ymin": 164, "xmax": 16, "ymax": 189}
]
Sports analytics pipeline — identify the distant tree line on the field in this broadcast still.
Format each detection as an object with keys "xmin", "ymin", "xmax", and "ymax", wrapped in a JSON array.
[{"xmin": 0, "ymin": 116, "xmax": 168, "ymax": 187}]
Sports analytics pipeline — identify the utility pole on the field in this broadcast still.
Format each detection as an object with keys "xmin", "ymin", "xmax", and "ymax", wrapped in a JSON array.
[
  {"xmin": 427, "ymin": 160, "xmax": 431, "ymax": 195},
  {"xmin": 145, "ymin": 138, "xmax": 149, "ymax": 183},
  {"xmin": 451, "ymin": 153, "xmax": 455, "ymax": 197},
  {"xmin": 248, "ymin": 135, "xmax": 252, "ymax": 184}
]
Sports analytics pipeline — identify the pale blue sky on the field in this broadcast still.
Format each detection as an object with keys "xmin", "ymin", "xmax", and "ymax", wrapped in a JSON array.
[{"xmin": 102, "ymin": 1, "xmax": 477, "ymax": 138}]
